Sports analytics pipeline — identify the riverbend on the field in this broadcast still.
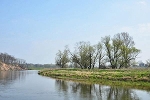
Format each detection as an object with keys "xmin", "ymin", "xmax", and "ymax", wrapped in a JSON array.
[{"xmin": 0, "ymin": 70, "xmax": 150, "ymax": 100}]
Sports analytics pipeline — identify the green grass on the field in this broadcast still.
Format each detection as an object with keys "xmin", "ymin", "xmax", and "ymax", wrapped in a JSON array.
[{"xmin": 38, "ymin": 68, "xmax": 150, "ymax": 90}]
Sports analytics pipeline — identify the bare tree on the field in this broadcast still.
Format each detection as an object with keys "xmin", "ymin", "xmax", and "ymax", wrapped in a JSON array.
[
  {"xmin": 97, "ymin": 42, "xmax": 105, "ymax": 69},
  {"xmin": 55, "ymin": 49, "xmax": 70, "ymax": 68},
  {"xmin": 70, "ymin": 41, "xmax": 96, "ymax": 69},
  {"xmin": 91, "ymin": 42, "xmax": 105, "ymax": 69},
  {"xmin": 102, "ymin": 36, "xmax": 118, "ymax": 69}
]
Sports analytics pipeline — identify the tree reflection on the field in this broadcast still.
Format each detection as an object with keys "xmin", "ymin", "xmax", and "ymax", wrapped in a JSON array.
[
  {"xmin": 55, "ymin": 80, "xmax": 68, "ymax": 93},
  {"xmin": 105, "ymin": 87, "xmax": 139, "ymax": 100},
  {"xmin": 0, "ymin": 71, "xmax": 27, "ymax": 86},
  {"xmin": 55, "ymin": 80, "xmax": 140, "ymax": 100}
]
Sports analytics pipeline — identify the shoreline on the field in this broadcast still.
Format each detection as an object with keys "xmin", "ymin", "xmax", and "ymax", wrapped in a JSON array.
[{"xmin": 38, "ymin": 68, "xmax": 150, "ymax": 90}]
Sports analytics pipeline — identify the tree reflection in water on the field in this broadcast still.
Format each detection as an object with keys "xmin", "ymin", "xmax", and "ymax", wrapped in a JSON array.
[
  {"xmin": 0, "ymin": 71, "xmax": 27, "ymax": 86},
  {"xmin": 55, "ymin": 80, "xmax": 140, "ymax": 100}
]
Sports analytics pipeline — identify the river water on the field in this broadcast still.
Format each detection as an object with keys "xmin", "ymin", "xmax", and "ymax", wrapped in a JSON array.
[{"xmin": 0, "ymin": 70, "xmax": 150, "ymax": 100}]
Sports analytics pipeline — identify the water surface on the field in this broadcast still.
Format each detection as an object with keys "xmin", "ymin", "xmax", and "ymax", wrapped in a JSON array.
[{"xmin": 0, "ymin": 70, "xmax": 150, "ymax": 100}]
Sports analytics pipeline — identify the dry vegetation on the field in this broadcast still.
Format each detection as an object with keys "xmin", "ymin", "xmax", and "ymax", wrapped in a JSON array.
[{"xmin": 39, "ymin": 68, "xmax": 150, "ymax": 90}]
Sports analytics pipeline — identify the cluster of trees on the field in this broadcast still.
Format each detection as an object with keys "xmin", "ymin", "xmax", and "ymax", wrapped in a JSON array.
[
  {"xmin": 27, "ymin": 63, "xmax": 59, "ymax": 69},
  {"xmin": 55, "ymin": 32, "xmax": 141, "ymax": 69},
  {"xmin": 0, "ymin": 53, "xmax": 26, "ymax": 68}
]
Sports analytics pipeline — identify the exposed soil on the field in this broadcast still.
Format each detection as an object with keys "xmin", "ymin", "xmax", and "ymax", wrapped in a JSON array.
[{"xmin": 0, "ymin": 62, "xmax": 24, "ymax": 71}]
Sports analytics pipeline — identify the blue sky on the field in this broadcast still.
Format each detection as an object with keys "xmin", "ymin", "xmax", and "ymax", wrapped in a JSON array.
[{"xmin": 0, "ymin": 0, "xmax": 150, "ymax": 64}]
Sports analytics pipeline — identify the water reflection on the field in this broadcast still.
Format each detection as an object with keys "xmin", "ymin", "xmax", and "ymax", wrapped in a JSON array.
[
  {"xmin": 55, "ymin": 80, "xmax": 146, "ymax": 100},
  {"xmin": 0, "ymin": 71, "xmax": 28, "ymax": 86},
  {"xmin": 0, "ymin": 71, "xmax": 150, "ymax": 100}
]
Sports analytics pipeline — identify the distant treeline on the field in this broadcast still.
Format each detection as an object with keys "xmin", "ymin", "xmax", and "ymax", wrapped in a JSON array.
[
  {"xmin": 0, "ymin": 53, "xmax": 59, "ymax": 69},
  {"xmin": 27, "ymin": 63, "xmax": 59, "ymax": 69},
  {"xmin": 0, "ymin": 52, "xmax": 27, "ymax": 68}
]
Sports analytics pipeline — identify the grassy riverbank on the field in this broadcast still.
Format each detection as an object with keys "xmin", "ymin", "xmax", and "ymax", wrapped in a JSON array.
[{"xmin": 38, "ymin": 68, "xmax": 150, "ymax": 90}]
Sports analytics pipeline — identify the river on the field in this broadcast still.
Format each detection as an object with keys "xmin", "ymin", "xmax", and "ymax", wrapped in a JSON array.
[{"xmin": 0, "ymin": 70, "xmax": 150, "ymax": 100}]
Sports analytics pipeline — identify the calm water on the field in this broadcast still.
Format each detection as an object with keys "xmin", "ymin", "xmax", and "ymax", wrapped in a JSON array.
[{"xmin": 0, "ymin": 70, "xmax": 150, "ymax": 100}]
